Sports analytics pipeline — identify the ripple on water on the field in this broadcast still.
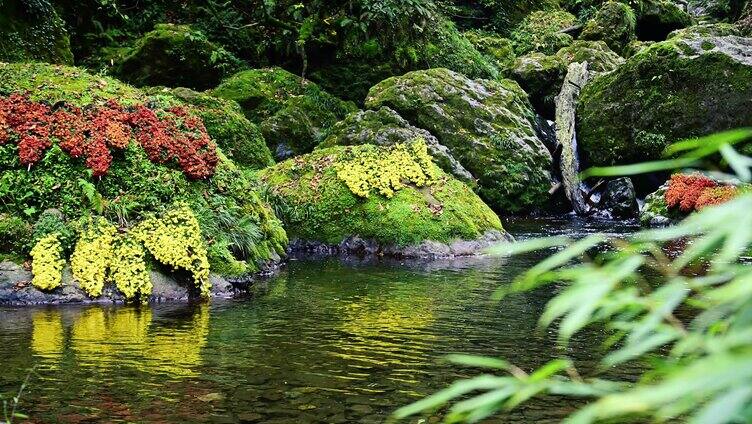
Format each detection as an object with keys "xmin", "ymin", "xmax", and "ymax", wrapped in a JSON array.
[{"xmin": 0, "ymin": 220, "xmax": 644, "ymax": 423}]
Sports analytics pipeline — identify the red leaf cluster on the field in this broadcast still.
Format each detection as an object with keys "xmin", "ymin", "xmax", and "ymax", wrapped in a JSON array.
[
  {"xmin": 664, "ymin": 173, "xmax": 736, "ymax": 213},
  {"xmin": 0, "ymin": 94, "xmax": 217, "ymax": 178}
]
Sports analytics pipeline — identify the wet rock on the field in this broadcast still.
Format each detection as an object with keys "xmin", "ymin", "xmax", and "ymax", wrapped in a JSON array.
[
  {"xmin": 319, "ymin": 107, "xmax": 474, "ymax": 184},
  {"xmin": 600, "ymin": 178, "xmax": 640, "ymax": 218},
  {"xmin": 0, "ymin": 263, "xmax": 239, "ymax": 305},
  {"xmin": 366, "ymin": 68, "xmax": 553, "ymax": 213}
]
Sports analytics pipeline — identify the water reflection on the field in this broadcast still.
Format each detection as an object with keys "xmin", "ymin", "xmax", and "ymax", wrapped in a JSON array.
[{"xmin": 30, "ymin": 304, "xmax": 210, "ymax": 378}]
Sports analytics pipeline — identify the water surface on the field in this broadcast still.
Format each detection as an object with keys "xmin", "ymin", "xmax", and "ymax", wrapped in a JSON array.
[{"xmin": 0, "ymin": 218, "xmax": 641, "ymax": 423}]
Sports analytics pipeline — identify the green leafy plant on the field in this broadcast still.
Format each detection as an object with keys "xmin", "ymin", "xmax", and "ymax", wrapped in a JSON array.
[{"xmin": 395, "ymin": 129, "xmax": 752, "ymax": 423}]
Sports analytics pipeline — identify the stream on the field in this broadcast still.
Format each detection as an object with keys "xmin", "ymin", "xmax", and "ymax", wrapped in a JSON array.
[{"xmin": 0, "ymin": 218, "xmax": 642, "ymax": 423}]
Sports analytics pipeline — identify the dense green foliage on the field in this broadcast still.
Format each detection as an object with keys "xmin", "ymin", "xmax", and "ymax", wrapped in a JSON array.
[{"xmin": 0, "ymin": 0, "xmax": 73, "ymax": 64}]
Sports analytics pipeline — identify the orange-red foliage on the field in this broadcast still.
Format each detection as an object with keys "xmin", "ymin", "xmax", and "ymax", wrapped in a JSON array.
[
  {"xmin": 0, "ymin": 94, "xmax": 217, "ymax": 179},
  {"xmin": 695, "ymin": 186, "xmax": 738, "ymax": 210},
  {"xmin": 665, "ymin": 173, "xmax": 737, "ymax": 213}
]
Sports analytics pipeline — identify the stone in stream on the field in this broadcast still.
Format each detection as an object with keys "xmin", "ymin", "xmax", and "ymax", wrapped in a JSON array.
[
  {"xmin": 600, "ymin": 177, "xmax": 640, "ymax": 219},
  {"xmin": 554, "ymin": 61, "xmax": 591, "ymax": 215},
  {"xmin": 366, "ymin": 68, "xmax": 553, "ymax": 213}
]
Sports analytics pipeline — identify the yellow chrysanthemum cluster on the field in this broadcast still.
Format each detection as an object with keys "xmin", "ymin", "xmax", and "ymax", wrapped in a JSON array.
[
  {"xmin": 110, "ymin": 237, "xmax": 152, "ymax": 301},
  {"xmin": 133, "ymin": 204, "xmax": 211, "ymax": 297},
  {"xmin": 336, "ymin": 139, "xmax": 440, "ymax": 198},
  {"xmin": 70, "ymin": 218, "xmax": 117, "ymax": 297},
  {"xmin": 30, "ymin": 233, "xmax": 66, "ymax": 291}
]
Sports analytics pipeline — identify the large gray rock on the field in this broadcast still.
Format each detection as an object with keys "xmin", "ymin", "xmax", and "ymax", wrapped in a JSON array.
[
  {"xmin": 365, "ymin": 68, "xmax": 553, "ymax": 213},
  {"xmin": 318, "ymin": 107, "xmax": 474, "ymax": 183}
]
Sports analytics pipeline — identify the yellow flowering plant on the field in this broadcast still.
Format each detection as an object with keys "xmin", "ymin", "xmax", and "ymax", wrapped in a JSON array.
[
  {"xmin": 336, "ymin": 139, "xmax": 440, "ymax": 198},
  {"xmin": 111, "ymin": 235, "xmax": 152, "ymax": 301},
  {"xmin": 30, "ymin": 233, "xmax": 66, "ymax": 291},
  {"xmin": 70, "ymin": 218, "xmax": 117, "ymax": 297}
]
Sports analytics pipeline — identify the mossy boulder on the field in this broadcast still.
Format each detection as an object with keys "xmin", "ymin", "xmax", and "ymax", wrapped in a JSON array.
[
  {"xmin": 512, "ymin": 40, "xmax": 623, "ymax": 117},
  {"xmin": 580, "ymin": 1, "xmax": 637, "ymax": 54},
  {"xmin": 464, "ymin": 31, "xmax": 517, "ymax": 73},
  {"xmin": 512, "ymin": 53, "xmax": 568, "ymax": 117},
  {"xmin": 319, "ymin": 107, "xmax": 474, "ymax": 183},
  {"xmin": 510, "ymin": 10, "xmax": 577, "ymax": 55},
  {"xmin": 112, "ymin": 24, "xmax": 245, "ymax": 90},
  {"xmin": 668, "ymin": 22, "xmax": 742, "ymax": 38},
  {"xmin": 636, "ymin": 0, "xmax": 693, "ymax": 40},
  {"xmin": 259, "ymin": 141, "xmax": 505, "ymax": 256},
  {"xmin": 577, "ymin": 35, "xmax": 752, "ymax": 167},
  {"xmin": 0, "ymin": 62, "xmax": 287, "ymax": 277},
  {"xmin": 450, "ymin": 0, "xmax": 561, "ymax": 34},
  {"xmin": 151, "ymin": 87, "xmax": 274, "ymax": 169},
  {"xmin": 0, "ymin": 0, "xmax": 73, "ymax": 64},
  {"xmin": 366, "ymin": 68, "xmax": 553, "ymax": 213},
  {"xmin": 211, "ymin": 67, "xmax": 357, "ymax": 160}
]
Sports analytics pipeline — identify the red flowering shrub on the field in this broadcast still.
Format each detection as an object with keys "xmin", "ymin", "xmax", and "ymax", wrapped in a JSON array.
[
  {"xmin": 695, "ymin": 186, "xmax": 738, "ymax": 210},
  {"xmin": 665, "ymin": 173, "xmax": 737, "ymax": 213},
  {"xmin": 0, "ymin": 94, "xmax": 217, "ymax": 178}
]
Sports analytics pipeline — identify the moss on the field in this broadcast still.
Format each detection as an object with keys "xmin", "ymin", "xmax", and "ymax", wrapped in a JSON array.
[
  {"xmin": 556, "ymin": 40, "xmax": 625, "ymax": 71},
  {"xmin": 111, "ymin": 24, "xmax": 246, "ymax": 90},
  {"xmin": 510, "ymin": 10, "xmax": 576, "ymax": 55},
  {"xmin": 577, "ymin": 35, "xmax": 752, "ymax": 167},
  {"xmin": 668, "ymin": 23, "xmax": 741, "ymax": 39},
  {"xmin": 259, "ymin": 143, "xmax": 503, "ymax": 247},
  {"xmin": 464, "ymin": 31, "xmax": 517, "ymax": 73},
  {"xmin": 0, "ymin": 0, "xmax": 73, "ymax": 64},
  {"xmin": 366, "ymin": 68, "xmax": 553, "ymax": 213},
  {"xmin": 452, "ymin": 0, "xmax": 561, "ymax": 34},
  {"xmin": 149, "ymin": 87, "xmax": 274, "ymax": 169},
  {"xmin": 211, "ymin": 67, "xmax": 356, "ymax": 160},
  {"xmin": 580, "ymin": 1, "xmax": 637, "ymax": 54},
  {"xmin": 0, "ymin": 214, "xmax": 31, "ymax": 254},
  {"xmin": 417, "ymin": 20, "xmax": 500, "ymax": 79}
]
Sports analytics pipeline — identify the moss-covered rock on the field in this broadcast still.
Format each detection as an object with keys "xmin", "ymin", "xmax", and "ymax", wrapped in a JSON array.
[
  {"xmin": 0, "ymin": 62, "xmax": 287, "ymax": 277},
  {"xmin": 512, "ymin": 53, "xmax": 568, "ymax": 117},
  {"xmin": 151, "ymin": 87, "xmax": 274, "ymax": 169},
  {"xmin": 636, "ymin": 0, "xmax": 693, "ymax": 40},
  {"xmin": 512, "ymin": 40, "xmax": 623, "ymax": 117},
  {"xmin": 464, "ymin": 31, "xmax": 517, "ymax": 73},
  {"xmin": 577, "ymin": 35, "xmax": 752, "ymax": 167},
  {"xmin": 580, "ymin": 1, "xmax": 637, "ymax": 54},
  {"xmin": 211, "ymin": 67, "xmax": 357, "ymax": 160},
  {"xmin": 668, "ymin": 22, "xmax": 742, "ymax": 38},
  {"xmin": 510, "ymin": 10, "xmax": 576, "ymax": 55},
  {"xmin": 111, "ymin": 24, "xmax": 245, "ymax": 90},
  {"xmin": 0, "ymin": 0, "xmax": 73, "ymax": 64},
  {"xmin": 319, "ymin": 107, "xmax": 474, "ymax": 183},
  {"xmin": 623, "ymin": 39, "xmax": 655, "ymax": 56},
  {"xmin": 556, "ymin": 40, "xmax": 626, "ymax": 70},
  {"xmin": 366, "ymin": 68, "xmax": 553, "ymax": 213},
  {"xmin": 259, "ymin": 141, "xmax": 505, "ymax": 256}
]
